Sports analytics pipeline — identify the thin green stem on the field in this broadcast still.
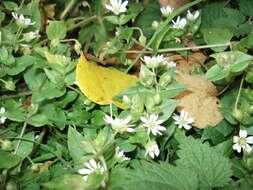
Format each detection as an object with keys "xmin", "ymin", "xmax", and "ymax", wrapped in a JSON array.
[
  {"xmin": 14, "ymin": 119, "xmax": 28, "ymax": 154},
  {"xmin": 124, "ymin": 42, "xmax": 231, "ymax": 54},
  {"xmin": 109, "ymin": 103, "xmax": 113, "ymax": 117},
  {"xmin": 60, "ymin": 0, "xmax": 78, "ymax": 19},
  {"xmin": 67, "ymin": 15, "xmax": 96, "ymax": 31},
  {"xmin": 234, "ymin": 75, "xmax": 245, "ymax": 110},
  {"xmin": 67, "ymin": 85, "xmax": 83, "ymax": 96},
  {"xmin": 5, "ymin": 137, "xmax": 70, "ymax": 168}
]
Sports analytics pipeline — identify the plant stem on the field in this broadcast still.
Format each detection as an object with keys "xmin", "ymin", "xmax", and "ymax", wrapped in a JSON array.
[
  {"xmin": 234, "ymin": 75, "xmax": 245, "ymax": 110},
  {"xmin": 60, "ymin": 0, "xmax": 77, "ymax": 19},
  {"xmin": 67, "ymin": 15, "xmax": 96, "ymax": 31},
  {"xmin": 0, "ymin": 91, "xmax": 32, "ymax": 101},
  {"xmin": 67, "ymin": 85, "xmax": 83, "ymax": 96},
  {"xmin": 14, "ymin": 119, "xmax": 28, "ymax": 154},
  {"xmin": 125, "ymin": 0, "xmax": 206, "ymax": 73},
  {"xmin": 124, "ymin": 42, "xmax": 231, "ymax": 54}
]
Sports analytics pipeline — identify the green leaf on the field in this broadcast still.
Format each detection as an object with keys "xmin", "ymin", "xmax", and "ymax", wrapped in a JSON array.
[
  {"xmin": 134, "ymin": 1, "xmax": 161, "ymax": 37},
  {"xmin": 28, "ymin": 114, "xmax": 50, "ymax": 127},
  {"xmin": 104, "ymin": 16, "xmax": 119, "ymax": 25},
  {"xmin": 7, "ymin": 55, "xmax": 34, "ymax": 75},
  {"xmin": 67, "ymin": 127, "xmax": 86, "ymax": 163},
  {"xmin": 205, "ymin": 64, "xmax": 229, "ymax": 81},
  {"xmin": 201, "ymin": 3, "xmax": 226, "ymax": 29},
  {"xmin": 43, "ymin": 174, "xmax": 86, "ymax": 190},
  {"xmin": 238, "ymin": 0, "xmax": 253, "ymax": 17},
  {"xmin": 202, "ymin": 28, "xmax": 232, "ymax": 52},
  {"xmin": 160, "ymin": 83, "xmax": 186, "ymax": 98},
  {"xmin": 0, "ymin": 150, "xmax": 22, "ymax": 169},
  {"xmin": 235, "ymin": 32, "xmax": 253, "ymax": 52},
  {"xmin": 3, "ymin": 1, "xmax": 18, "ymax": 10},
  {"xmin": 176, "ymin": 136, "xmax": 232, "ymax": 188},
  {"xmin": 113, "ymin": 162, "xmax": 199, "ymax": 190},
  {"xmin": 46, "ymin": 21, "xmax": 67, "ymax": 41},
  {"xmin": 13, "ymin": 132, "xmax": 34, "ymax": 159},
  {"xmin": 159, "ymin": 99, "xmax": 178, "ymax": 121}
]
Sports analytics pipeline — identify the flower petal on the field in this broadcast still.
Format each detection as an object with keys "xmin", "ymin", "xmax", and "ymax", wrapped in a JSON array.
[
  {"xmin": 246, "ymin": 136, "xmax": 253, "ymax": 144},
  {"xmin": 239, "ymin": 130, "xmax": 247, "ymax": 138},
  {"xmin": 233, "ymin": 143, "xmax": 241, "ymax": 153},
  {"xmin": 78, "ymin": 168, "xmax": 93, "ymax": 175}
]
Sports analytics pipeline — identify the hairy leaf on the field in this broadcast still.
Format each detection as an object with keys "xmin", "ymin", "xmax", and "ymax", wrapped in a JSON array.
[
  {"xmin": 112, "ymin": 162, "xmax": 199, "ymax": 190},
  {"xmin": 176, "ymin": 136, "xmax": 232, "ymax": 188}
]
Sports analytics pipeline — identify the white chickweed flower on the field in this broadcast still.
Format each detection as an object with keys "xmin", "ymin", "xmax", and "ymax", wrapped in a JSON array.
[
  {"xmin": 172, "ymin": 16, "xmax": 187, "ymax": 29},
  {"xmin": 186, "ymin": 10, "xmax": 200, "ymax": 21},
  {"xmin": 145, "ymin": 141, "xmax": 160, "ymax": 159},
  {"xmin": 78, "ymin": 159, "xmax": 105, "ymax": 183},
  {"xmin": 115, "ymin": 147, "xmax": 130, "ymax": 161},
  {"xmin": 233, "ymin": 130, "xmax": 253, "ymax": 154},
  {"xmin": 142, "ymin": 55, "xmax": 167, "ymax": 69},
  {"xmin": 105, "ymin": 0, "xmax": 128, "ymax": 15},
  {"xmin": 11, "ymin": 12, "xmax": 35, "ymax": 28},
  {"xmin": 162, "ymin": 60, "xmax": 177, "ymax": 68},
  {"xmin": 104, "ymin": 115, "xmax": 134, "ymax": 133},
  {"xmin": 160, "ymin": 6, "xmax": 174, "ymax": 17},
  {"xmin": 173, "ymin": 110, "xmax": 194, "ymax": 130},
  {"xmin": 23, "ymin": 31, "xmax": 38, "ymax": 42},
  {"xmin": 122, "ymin": 95, "xmax": 131, "ymax": 105},
  {"xmin": 0, "ymin": 107, "xmax": 6, "ymax": 124},
  {"xmin": 140, "ymin": 114, "xmax": 166, "ymax": 136}
]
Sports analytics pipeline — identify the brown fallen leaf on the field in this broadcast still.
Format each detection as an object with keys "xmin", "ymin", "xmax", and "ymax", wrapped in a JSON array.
[
  {"xmin": 169, "ymin": 52, "xmax": 207, "ymax": 74},
  {"xmin": 159, "ymin": 0, "xmax": 191, "ymax": 8},
  {"xmin": 176, "ymin": 73, "xmax": 223, "ymax": 128}
]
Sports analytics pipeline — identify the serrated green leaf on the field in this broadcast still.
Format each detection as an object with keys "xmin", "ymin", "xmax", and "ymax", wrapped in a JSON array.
[
  {"xmin": 46, "ymin": 21, "xmax": 67, "ymax": 41},
  {"xmin": 176, "ymin": 136, "xmax": 232, "ymax": 188},
  {"xmin": 238, "ymin": 0, "xmax": 253, "ymax": 17},
  {"xmin": 112, "ymin": 161, "xmax": 199, "ymax": 190}
]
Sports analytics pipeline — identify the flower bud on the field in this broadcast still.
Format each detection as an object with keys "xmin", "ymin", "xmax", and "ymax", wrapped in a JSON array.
[
  {"xmin": 233, "ymin": 108, "xmax": 243, "ymax": 121},
  {"xmin": 1, "ymin": 140, "xmax": 12, "ymax": 151},
  {"xmin": 140, "ymin": 76, "xmax": 155, "ymax": 87},
  {"xmin": 4, "ymin": 80, "xmax": 15, "ymax": 91},
  {"xmin": 159, "ymin": 73, "xmax": 172, "ymax": 88},
  {"xmin": 139, "ymin": 34, "xmax": 146, "ymax": 46},
  {"xmin": 28, "ymin": 104, "xmax": 39, "ymax": 115},
  {"xmin": 74, "ymin": 40, "xmax": 82, "ymax": 54},
  {"xmin": 153, "ymin": 93, "xmax": 161, "ymax": 105},
  {"xmin": 152, "ymin": 21, "xmax": 159, "ymax": 29},
  {"xmin": 122, "ymin": 95, "xmax": 131, "ymax": 105},
  {"xmin": 6, "ymin": 181, "xmax": 18, "ymax": 190}
]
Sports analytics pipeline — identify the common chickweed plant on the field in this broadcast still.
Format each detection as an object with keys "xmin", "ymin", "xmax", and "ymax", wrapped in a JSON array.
[{"xmin": 1, "ymin": 0, "xmax": 253, "ymax": 189}]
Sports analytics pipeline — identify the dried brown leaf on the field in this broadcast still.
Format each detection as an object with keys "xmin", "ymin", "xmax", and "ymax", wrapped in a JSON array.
[
  {"xmin": 170, "ymin": 52, "xmax": 207, "ymax": 74},
  {"xmin": 176, "ymin": 74, "xmax": 223, "ymax": 128}
]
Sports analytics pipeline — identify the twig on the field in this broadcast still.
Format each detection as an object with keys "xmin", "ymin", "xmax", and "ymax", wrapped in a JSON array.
[
  {"xmin": 218, "ymin": 81, "xmax": 233, "ymax": 96},
  {"xmin": 67, "ymin": 85, "xmax": 83, "ymax": 96}
]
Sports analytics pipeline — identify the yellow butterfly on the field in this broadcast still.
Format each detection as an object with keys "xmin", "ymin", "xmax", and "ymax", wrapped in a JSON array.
[{"xmin": 76, "ymin": 54, "xmax": 138, "ymax": 109}]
